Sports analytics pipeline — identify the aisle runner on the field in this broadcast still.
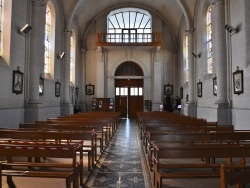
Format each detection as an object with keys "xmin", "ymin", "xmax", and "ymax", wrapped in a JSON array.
[{"xmin": 85, "ymin": 119, "xmax": 151, "ymax": 188}]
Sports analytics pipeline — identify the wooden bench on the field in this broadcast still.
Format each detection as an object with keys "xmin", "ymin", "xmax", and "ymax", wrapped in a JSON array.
[
  {"xmin": 153, "ymin": 144, "xmax": 248, "ymax": 188},
  {"xmin": 19, "ymin": 122, "xmax": 106, "ymax": 154},
  {"xmin": 145, "ymin": 131, "xmax": 250, "ymax": 172},
  {"xmin": 0, "ymin": 143, "xmax": 81, "ymax": 188},
  {"xmin": 220, "ymin": 164, "xmax": 250, "ymax": 188},
  {"xmin": 0, "ymin": 129, "xmax": 96, "ymax": 183},
  {"xmin": 33, "ymin": 121, "xmax": 109, "ymax": 148}
]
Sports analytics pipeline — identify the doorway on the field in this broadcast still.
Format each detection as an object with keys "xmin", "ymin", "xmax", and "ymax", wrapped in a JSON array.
[
  {"xmin": 114, "ymin": 61, "xmax": 144, "ymax": 118},
  {"xmin": 115, "ymin": 79, "xmax": 143, "ymax": 118}
]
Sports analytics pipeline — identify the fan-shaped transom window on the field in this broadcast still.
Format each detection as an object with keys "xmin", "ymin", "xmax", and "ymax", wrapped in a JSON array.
[
  {"xmin": 115, "ymin": 61, "xmax": 144, "ymax": 76},
  {"xmin": 107, "ymin": 8, "xmax": 152, "ymax": 43}
]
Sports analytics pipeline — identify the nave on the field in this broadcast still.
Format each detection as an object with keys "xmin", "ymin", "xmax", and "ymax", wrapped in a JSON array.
[{"xmin": 2, "ymin": 116, "xmax": 250, "ymax": 188}]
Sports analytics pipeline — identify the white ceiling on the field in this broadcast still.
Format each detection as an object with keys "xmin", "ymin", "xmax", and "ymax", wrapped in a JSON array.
[{"xmin": 61, "ymin": 0, "xmax": 198, "ymax": 39}]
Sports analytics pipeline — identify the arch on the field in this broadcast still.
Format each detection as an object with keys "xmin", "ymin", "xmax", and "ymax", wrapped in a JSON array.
[
  {"xmin": 110, "ymin": 57, "xmax": 149, "ymax": 78},
  {"xmin": 176, "ymin": 0, "xmax": 193, "ymax": 30},
  {"xmin": 65, "ymin": 0, "xmax": 82, "ymax": 31},
  {"xmin": 81, "ymin": 3, "xmax": 178, "ymax": 49},
  {"xmin": 115, "ymin": 61, "xmax": 144, "ymax": 76}
]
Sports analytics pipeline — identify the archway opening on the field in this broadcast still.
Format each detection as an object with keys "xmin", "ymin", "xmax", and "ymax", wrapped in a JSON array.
[{"xmin": 115, "ymin": 61, "xmax": 144, "ymax": 118}]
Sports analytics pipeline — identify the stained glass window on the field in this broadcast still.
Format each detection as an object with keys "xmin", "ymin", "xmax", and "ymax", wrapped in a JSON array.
[
  {"xmin": 70, "ymin": 33, "xmax": 75, "ymax": 83},
  {"xmin": 185, "ymin": 35, "xmax": 189, "ymax": 82},
  {"xmin": 207, "ymin": 6, "xmax": 213, "ymax": 74},
  {"xmin": 44, "ymin": 5, "xmax": 51, "ymax": 73},
  {"xmin": 0, "ymin": 0, "xmax": 2, "ymax": 51}
]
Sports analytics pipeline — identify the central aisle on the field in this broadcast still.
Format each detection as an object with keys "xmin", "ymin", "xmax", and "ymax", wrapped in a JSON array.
[{"xmin": 85, "ymin": 119, "xmax": 151, "ymax": 187}]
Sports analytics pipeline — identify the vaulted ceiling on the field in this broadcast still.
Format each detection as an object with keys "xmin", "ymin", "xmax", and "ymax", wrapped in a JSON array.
[{"xmin": 61, "ymin": 0, "xmax": 198, "ymax": 39}]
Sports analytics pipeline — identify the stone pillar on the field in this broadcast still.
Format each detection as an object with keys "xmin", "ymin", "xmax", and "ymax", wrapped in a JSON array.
[
  {"xmin": 61, "ymin": 30, "xmax": 72, "ymax": 115},
  {"xmin": 214, "ymin": 0, "xmax": 231, "ymax": 125},
  {"xmin": 96, "ymin": 46, "xmax": 104, "ymax": 98},
  {"xmin": 79, "ymin": 49, "xmax": 87, "ymax": 112},
  {"xmin": 186, "ymin": 30, "xmax": 196, "ymax": 117},
  {"xmin": 25, "ymin": 0, "xmax": 46, "ymax": 123},
  {"xmin": 152, "ymin": 46, "xmax": 163, "ymax": 111}
]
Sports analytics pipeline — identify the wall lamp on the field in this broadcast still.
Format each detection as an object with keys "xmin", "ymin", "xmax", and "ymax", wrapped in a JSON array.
[
  {"xmin": 225, "ymin": 24, "xmax": 239, "ymax": 35},
  {"xmin": 192, "ymin": 51, "xmax": 201, "ymax": 59},
  {"xmin": 57, "ymin": 52, "xmax": 65, "ymax": 59},
  {"xmin": 20, "ymin": 24, "xmax": 32, "ymax": 36},
  {"xmin": 185, "ymin": 28, "xmax": 194, "ymax": 32}
]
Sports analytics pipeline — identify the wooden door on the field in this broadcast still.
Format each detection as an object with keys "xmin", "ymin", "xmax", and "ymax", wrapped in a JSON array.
[
  {"xmin": 115, "ymin": 79, "xmax": 143, "ymax": 118},
  {"xmin": 115, "ymin": 96, "xmax": 128, "ymax": 118}
]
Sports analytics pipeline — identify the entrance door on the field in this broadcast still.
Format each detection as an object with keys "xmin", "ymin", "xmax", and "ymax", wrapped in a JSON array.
[{"xmin": 115, "ymin": 79, "xmax": 143, "ymax": 118}]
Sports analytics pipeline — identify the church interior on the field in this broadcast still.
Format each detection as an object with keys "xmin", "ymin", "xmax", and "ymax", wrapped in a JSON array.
[{"xmin": 1, "ymin": 0, "xmax": 250, "ymax": 187}]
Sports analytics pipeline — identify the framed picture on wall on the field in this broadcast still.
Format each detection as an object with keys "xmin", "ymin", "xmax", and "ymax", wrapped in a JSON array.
[
  {"xmin": 213, "ymin": 76, "xmax": 217, "ymax": 96},
  {"xmin": 164, "ymin": 84, "xmax": 173, "ymax": 95},
  {"xmin": 39, "ymin": 75, "xmax": 44, "ymax": 96},
  {"xmin": 12, "ymin": 69, "xmax": 23, "ymax": 95},
  {"xmin": 86, "ymin": 84, "xmax": 94, "ymax": 95},
  {"xmin": 233, "ymin": 67, "xmax": 243, "ymax": 95},
  {"xmin": 197, "ymin": 80, "xmax": 202, "ymax": 98},
  {"xmin": 180, "ymin": 86, "xmax": 183, "ymax": 99},
  {"xmin": 55, "ymin": 80, "xmax": 60, "ymax": 97}
]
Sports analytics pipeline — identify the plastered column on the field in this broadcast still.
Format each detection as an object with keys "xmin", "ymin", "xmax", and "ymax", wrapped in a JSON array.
[
  {"xmin": 186, "ymin": 30, "xmax": 196, "ymax": 117},
  {"xmin": 152, "ymin": 46, "xmax": 163, "ymax": 111},
  {"xmin": 25, "ymin": 0, "xmax": 46, "ymax": 123},
  {"xmin": 79, "ymin": 49, "xmax": 87, "ymax": 111},
  {"xmin": 214, "ymin": 0, "xmax": 231, "ymax": 125},
  {"xmin": 96, "ymin": 46, "xmax": 105, "ymax": 98},
  {"xmin": 61, "ymin": 30, "xmax": 72, "ymax": 115},
  {"xmin": 29, "ymin": 0, "xmax": 45, "ymax": 103}
]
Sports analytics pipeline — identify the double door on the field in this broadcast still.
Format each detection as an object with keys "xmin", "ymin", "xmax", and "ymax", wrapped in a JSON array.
[{"xmin": 115, "ymin": 79, "xmax": 143, "ymax": 118}]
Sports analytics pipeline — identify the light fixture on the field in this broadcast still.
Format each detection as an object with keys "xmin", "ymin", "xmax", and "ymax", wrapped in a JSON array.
[
  {"xmin": 225, "ymin": 24, "xmax": 239, "ymax": 35},
  {"xmin": 192, "ymin": 51, "xmax": 201, "ymax": 58},
  {"xmin": 185, "ymin": 28, "xmax": 194, "ymax": 32},
  {"xmin": 57, "ymin": 52, "xmax": 65, "ymax": 59},
  {"xmin": 20, "ymin": 24, "xmax": 32, "ymax": 36}
]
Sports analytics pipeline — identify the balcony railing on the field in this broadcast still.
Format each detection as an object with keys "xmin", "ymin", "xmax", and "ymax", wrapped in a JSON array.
[{"xmin": 96, "ymin": 33, "xmax": 161, "ymax": 46}]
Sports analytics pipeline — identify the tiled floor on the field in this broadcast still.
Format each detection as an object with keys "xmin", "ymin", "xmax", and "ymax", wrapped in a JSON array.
[{"xmin": 85, "ymin": 118, "xmax": 152, "ymax": 188}]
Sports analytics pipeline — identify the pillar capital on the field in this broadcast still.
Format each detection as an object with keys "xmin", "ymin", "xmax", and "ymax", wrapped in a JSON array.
[
  {"xmin": 212, "ymin": 0, "xmax": 225, "ymax": 6},
  {"xmin": 32, "ymin": 0, "xmax": 46, "ymax": 7},
  {"xmin": 185, "ymin": 29, "xmax": 194, "ymax": 36}
]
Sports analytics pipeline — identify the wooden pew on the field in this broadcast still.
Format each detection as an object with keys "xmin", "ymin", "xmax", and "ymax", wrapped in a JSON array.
[
  {"xmin": 145, "ymin": 131, "xmax": 250, "ymax": 172},
  {"xmin": 34, "ymin": 121, "xmax": 110, "ymax": 147},
  {"xmin": 140, "ymin": 120, "xmax": 208, "ymax": 140},
  {"xmin": 0, "ymin": 143, "xmax": 81, "ymax": 188},
  {"xmin": 220, "ymin": 164, "xmax": 250, "ymax": 188},
  {"xmin": 153, "ymin": 144, "xmax": 247, "ymax": 188},
  {"xmin": 0, "ymin": 129, "xmax": 96, "ymax": 183},
  {"xmin": 19, "ymin": 122, "xmax": 105, "ymax": 154}
]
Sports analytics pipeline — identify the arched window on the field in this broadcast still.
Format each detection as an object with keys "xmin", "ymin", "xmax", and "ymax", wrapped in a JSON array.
[
  {"xmin": 107, "ymin": 8, "xmax": 152, "ymax": 43},
  {"xmin": 44, "ymin": 1, "xmax": 55, "ymax": 77},
  {"xmin": 207, "ymin": 6, "xmax": 213, "ymax": 74},
  {"xmin": 70, "ymin": 31, "xmax": 76, "ymax": 84},
  {"xmin": 0, "ymin": 0, "xmax": 3, "ymax": 53},
  {"xmin": 0, "ymin": 0, "xmax": 12, "ymax": 66},
  {"xmin": 184, "ymin": 35, "xmax": 189, "ymax": 82}
]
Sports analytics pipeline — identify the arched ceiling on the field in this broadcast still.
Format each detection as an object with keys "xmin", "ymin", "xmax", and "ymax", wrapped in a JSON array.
[{"xmin": 62, "ymin": 0, "xmax": 197, "ymax": 39}]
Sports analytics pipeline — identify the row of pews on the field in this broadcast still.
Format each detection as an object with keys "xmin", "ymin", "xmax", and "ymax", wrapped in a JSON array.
[
  {"xmin": 0, "ymin": 111, "xmax": 120, "ymax": 188},
  {"xmin": 136, "ymin": 111, "xmax": 250, "ymax": 188}
]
